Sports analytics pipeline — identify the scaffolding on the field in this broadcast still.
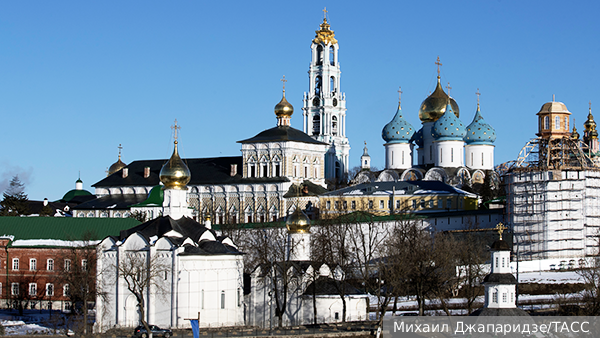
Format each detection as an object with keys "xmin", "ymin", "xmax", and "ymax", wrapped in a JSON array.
[{"xmin": 499, "ymin": 136, "xmax": 600, "ymax": 260}]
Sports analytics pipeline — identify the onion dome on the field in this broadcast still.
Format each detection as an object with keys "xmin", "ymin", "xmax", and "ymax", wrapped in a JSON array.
[
  {"xmin": 464, "ymin": 104, "xmax": 496, "ymax": 144},
  {"xmin": 571, "ymin": 125, "xmax": 580, "ymax": 140},
  {"xmin": 382, "ymin": 103, "xmax": 415, "ymax": 143},
  {"xmin": 312, "ymin": 16, "xmax": 337, "ymax": 45},
  {"xmin": 432, "ymin": 102, "xmax": 466, "ymax": 141},
  {"xmin": 160, "ymin": 140, "xmax": 191, "ymax": 190},
  {"xmin": 286, "ymin": 207, "xmax": 311, "ymax": 233},
  {"xmin": 418, "ymin": 77, "xmax": 460, "ymax": 123},
  {"xmin": 275, "ymin": 93, "xmax": 294, "ymax": 118},
  {"xmin": 108, "ymin": 144, "xmax": 126, "ymax": 176},
  {"xmin": 585, "ymin": 106, "xmax": 598, "ymax": 139},
  {"xmin": 411, "ymin": 127, "xmax": 424, "ymax": 147}
]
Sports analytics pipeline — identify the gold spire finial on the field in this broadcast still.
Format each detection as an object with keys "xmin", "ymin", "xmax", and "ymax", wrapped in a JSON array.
[
  {"xmin": 435, "ymin": 56, "xmax": 442, "ymax": 78},
  {"xmin": 590, "ymin": 101, "xmax": 592, "ymax": 111},
  {"xmin": 476, "ymin": 88, "xmax": 481, "ymax": 109},
  {"xmin": 281, "ymin": 75, "xmax": 287, "ymax": 95},
  {"xmin": 118, "ymin": 144, "xmax": 122, "ymax": 160},
  {"xmin": 171, "ymin": 119, "xmax": 181, "ymax": 143},
  {"xmin": 322, "ymin": 7, "xmax": 328, "ymax": 21},
  {"xmin": 446, "ymin": 82, "xmax": 452, "ymax": 96},
  {"xmin": 364, "ymin": 140, "xmax": 367, "ymax": 147},
  {"xmin": 495, "ymin": 222, "xmax": 507, "ymax": 240}
]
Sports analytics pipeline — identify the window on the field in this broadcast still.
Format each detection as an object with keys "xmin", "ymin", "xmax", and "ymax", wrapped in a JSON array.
[
  {"xmin": 368, "ymin": 200, "xmax": 373, "ymax": 209},
  {"xmin": 351, "ymin": 201, "xmax": 356, "ymax": 210},
  {"xmin": 555, "ymin": 116, "xmax": 560, "ymax": 129},
  {"xmin": 326, "ymin": 201, "xmax": 331, "ymax": 210},
  {"xmin": 12, "ymin": 258, "xmax": 19, "ymax": 270},
  {"xmin": 29, "ymin": 283, "xmax": 37, "ymax": 296},
  {"xmin": 274, "ymin": 163, "xmax": 281, "ymax": 177},
  {"xmin": 438, "ymin": 198, "xmax": 443, "ymax": 208},
  {"xmin": 420, "ymin": 200, "xmax": 425, "ymax": 208},
  {"xmin": 64, "ymin": 284, "xmax": 70, "ymax": 297},
  {"xmin": 329, "ymin": 46, "xmax": 335, "ymax": 65},
  {"xmin": 64, "ymin": 259, "xmax": 71, "ymax": 272},
  {"xmin": 11, "ymin": 283, "xmax": 19, "ymax": 296},
  {"xmin": 82, "ymin": 259, "xmax": 88, "ymax": 271},
  {"xmin": 502, "ymin": 292, "xmax": 508, "ymax": 303},
  {"xmin": 312, "ymin": 115, "xmax": 321, "ymax": 135},
  {"xmin": 30, "ymin": 258, "xmax": 37, "ymax": 271},
  {"xmin": 334, "ymin": 201, "xmax": 340, "ymax": 210},
  {"xmin": 47, "ymin": 259, "xmax": 54, "ymax": 271},
  {"xmin": 316, "ymin": 45, "xmax": 323, "ymax": 65},
  {"xmin": 429, "ymin": 200, "xmax": 434, "ymax": 208},
  {"xmin": 565, "ymin": 116, "xmax": 569, "ymax": 130},
  {"xmin": 396, "ymin": 200, "xmax": 400, "ymax": 209},
  {"xmin": 46, "ymin": 284, "xmax": 54, "ymax": 297},
  {"xmin": 330, "ymin": 76, "xmax": 335, "ymax": 93},
  {"xmin": 511, "ymin": 292, "xmax": 514, "ymax": 303},
  {"xmin": 335, "ymin": 312, "xmax": 340, "ymax": 320},
  {"xmin": 544, "ymin": 116, "xmax": 549, "ymax": 129},
  {"xmin": 495, "ymin": 257, "xmax": 499, "ymax": 268},
  {"xmin": 315, "ymin": 76, "xmax": 322, "ymax": 96},
  {"xmin": 451, "ymin": 148, "xmax": 454, "ymax": 163},
  {"xmin": 412, "ymin": 200, "xmax": 417, "ymax": 209},
  {"xmin": 221, "ymin": 290, "xmax": 225, "ymax": 309},
  {"xmin": 342, "ymin": 201, "xmax": 347, "ymax": 209},
  {"xmin": 379, "ymin": 200, "xmax": 384, "ymax": 209},
  {"xmin": 447, "ymin": 198, "xmax": 452, "ymax": 209},
  {"xmin": 502, "ymin": 257, "xmax": 505, "ymax": 268},
  {"xmin": 492, "ymin": 291, "xmax": 498, "ymax": 303},
  {"xmin": 332, "ymin": 116, "xmax": 338, "ymax": 136}
]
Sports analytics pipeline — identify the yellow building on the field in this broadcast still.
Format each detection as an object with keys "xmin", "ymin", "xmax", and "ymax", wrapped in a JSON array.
[{"xmin": 320, "ymin": 180, "xmax": 477, "ymax": 218}]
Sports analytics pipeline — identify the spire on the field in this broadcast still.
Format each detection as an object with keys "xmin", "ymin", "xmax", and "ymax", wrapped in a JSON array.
[
  {"xmin": 435, "ymin": 56, "xmax": 442, "ymax": 79},
  {"xmin": 275, "ymin": 76, "xmax": 294, "ymax": 127},
  {"xmin": 476, "ymin": 88, "xmax": 481, "ymax": 110},
  {"xmin": 363, "ymin": 141, "xmax": 369, "ymax": 156},
  {"xmin": 398, "ymin": 86, "xmax": 402, "ymax": 110},
  {"xmin": 313, "ymin": 9, "xmax": 337, "ymax": 45}
]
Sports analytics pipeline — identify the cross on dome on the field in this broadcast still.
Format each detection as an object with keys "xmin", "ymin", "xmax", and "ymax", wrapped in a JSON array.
[
  {"xmin": 281, "ymin": 75, "xmax": 287, "ymax": 94},
  {"xmin": 435, "ymin": 56, "xmax": 442, "ymax": 78},
  {"xmin": 495, "ymin": 222, "xmax": 507, "ymax": 240},
  {"xmin": 446, "ymin": 82, "xmax": 452, "ymax": 96},
  {"xmin": 398, "ymin": 86, "xmax": 402, "ymax": 106},
  {"xmin": 118, "ymin": 143, "xmax": 122, "ymax": 159},
  {"xmin": 322, "ymin": 7, "xmax": 328, "ymax": 20},
  {"xmin": 171, "ymin": 119, "xmax": 181, "ymax": 142},
  {"xmin": 476, "ymin": 88, "xmax": 481, "ymax": 108}
]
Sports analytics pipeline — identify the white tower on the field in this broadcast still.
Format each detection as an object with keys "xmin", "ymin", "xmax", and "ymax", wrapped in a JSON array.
[
  {"xmin": 465, "ymin": 91, "xmax": 496, "ymax": 170},
  {"xmin": 382, "ymin": 88, "xmax": 415, "ymax": 169},
  {"xmin": 286, "ymin": 207, "xmax": 311, "ymax": 261},
  {"xmin": 483, "ymin": 224, "xmax": 517, "ymax": 310},
  {"xmin": 360, "ymin": 141, "xmax": 371, "ymax": 170},
  {"xmin": 303, "ymin": 9, "xmax": 350, "ymax": 183},
  {"xmin": 160, "ymin": 120, "xmax": 193, "ymax": 220}
]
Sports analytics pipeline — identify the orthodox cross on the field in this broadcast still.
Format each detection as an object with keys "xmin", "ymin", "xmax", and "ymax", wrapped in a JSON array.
[
  {"xmin": 118, "ymin": 143, "xmax": 122, "ymax": 159},
  {"xmin": 323, "ymin": 7, "xmax": 327, "ymax": 20},
  {"xmin": 398, "ymin": 86, "xmax": 402, "ymax": 106},
  {"xmin": 435, "ymin": 56, "xmax": 442, "ymax": 77},
  {"xmin": 171, "ymin": 119, "xmax": 181, "ymax": 142},
  {"xmin": 590, "ymin": 101, "xmax": 592, "ymax": 110},
  {"xmin": 281, "ymin": 75, "xmax": 287, "ymax": 93},
  {"xmin": 495, "ymin": 222, "xmax": 507, "ymax": 240},
  {"xmin": 446, "ymin": 82, "xmax": 452, "ymax": 96},
  {"xmin": 476, "ymin": 88, "xmax": 481, "ymax": 108}
]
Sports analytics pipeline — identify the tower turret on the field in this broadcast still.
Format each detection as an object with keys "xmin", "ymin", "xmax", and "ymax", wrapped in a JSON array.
[
  {"xmin": 382, "ymin": 87, "xmax": 414, "ymax": 169},
  {"xmin": 360, "ymin": 141, "xmax": 371, "ymax": 170},
  {"xmin": 160, "ymin": 119, "xmax": 192, "ymax": 220},
  {"xmin": 302, "ymin": 8, "xmax": 350, "ymax": 184},
  {"xmin": 465, "ymin": 90, "xmax": 496, "ymax": 170}
]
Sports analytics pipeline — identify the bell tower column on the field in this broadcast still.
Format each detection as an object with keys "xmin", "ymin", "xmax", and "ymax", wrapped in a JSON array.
[{"xmin": 302, "ymin": 9, "xmax": 350, "ymax": 185}]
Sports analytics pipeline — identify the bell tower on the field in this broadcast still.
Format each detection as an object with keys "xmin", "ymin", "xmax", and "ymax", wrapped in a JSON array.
[{"xmin": 302, "ymin": 8, "xmax": 350, "ymax": 184}]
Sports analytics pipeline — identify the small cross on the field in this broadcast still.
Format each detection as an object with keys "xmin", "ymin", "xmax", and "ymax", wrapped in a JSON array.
[
  {"xmin": 171, "ymin": 119, "xmax": 181, "ymax": 142},
  {"xmin": 281, "ymin": 75, "xmax": 287, "ymax": 93},
  {"xmin": 495, "ymin": 222, "xmax": 507, "ymax": 240},
  {"xmin": 476, "ymin": 88, "xmax": 481, "ymax": 108},
  {"xmin": 446, "ymin": 82, "xmax": 452, "ymax": 96},
  {"xmin": 590, "ymin": 101, "xmax": 592, "ymax": 110},
  {"xmin": 364, "ymin": 140, "xmax": 367, "ymax": 146},
  {"xmin": 435, "ymin": 56, "xmax": 442, "ymax": 76},
  {"xmin": 323, "ymin": 7, "xmax": 327, "ymax": 20},
  {"xmin": 398, "ymin": 86, "xmax": 402, "ymax": 105},
  {"xmin": 118, "ymin": 144, "xmax": 123, "ymax": 159}
]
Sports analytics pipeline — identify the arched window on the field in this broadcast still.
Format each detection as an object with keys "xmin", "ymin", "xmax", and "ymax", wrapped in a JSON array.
[
  {"xmin": 335, "ymin": 161, "xmax": 341, "ymax": 179},
  {"xmin": 330, "ymin": 76, "xmax": 335, "ymax": 95},
  {"xmin": 555, "ymin": 116, "xmax": 560, "ymax": 129},
  {"xmin": 329, "ymin": 46, "xmax": 335, "ymax": 65},
  {"xmin": 544, "ymin": 116, "xmax": 549, "ymax": 130},
  {"xmin": 315, "ymin": 76, "xmax": 322, "ymax": 96},
  {"xmin": 332, "ymin": 116, "xmax": 338, "ymax": 135},
  {"xmin": 312, "ymin": 115, "xmax": 320, "ymax": 135},
  {"xmin": 316, "ymin": 45, "xmax": 323, "ymax": 65}
]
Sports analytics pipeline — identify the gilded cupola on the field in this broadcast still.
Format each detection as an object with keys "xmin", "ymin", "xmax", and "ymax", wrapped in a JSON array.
[
  {"xmin": 275, "ymin": 76, "xmax": 294, "ymax": 126},
  {"xmin": 584, "ymin": 103, "xmax": 598, "ymax": 139},
  {"xmin": 419, "ymin": 77, "xmax": 460, "ymax": 123},
  {"xmin": 108, "ymin": 144, "xmax": 126, "ymax": 176},
  {"xmin": 571, "ymin": 125, "xmax": 580, "ymax": 140},
  {"xmin": 160, "ymin": 121, "xmax": 191, "ymax": 190},
  {"xmin": 312, "ymin": 9, "xmax": 337, "ymax": 45},
  {"xmin": 286, "ymin": 207, "xmax": 311, "ymax": 233}
]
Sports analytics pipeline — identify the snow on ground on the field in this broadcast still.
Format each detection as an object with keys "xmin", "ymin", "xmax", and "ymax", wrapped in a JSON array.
[
  {"xmin": 0, "ymin": 311, "xmax": 74, "ymax": 336},
  {"xmin": 518, "ymin": 271, "xmax": 583, "ymax": 284}
]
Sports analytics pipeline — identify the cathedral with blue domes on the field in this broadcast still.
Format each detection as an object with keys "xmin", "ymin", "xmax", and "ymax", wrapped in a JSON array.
[{"xmin": 356, "ymin": 61, "xmax": 498, "ymax": 192}]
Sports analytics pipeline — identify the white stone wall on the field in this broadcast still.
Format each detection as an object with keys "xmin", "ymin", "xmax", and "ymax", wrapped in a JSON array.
[
  {"xmin": 384, "ymin": 142, "xmax": 412, "ymax": 170},
  {"xmin": 465, "ymin": 144, "xmax": 495, "ymax": 170}
]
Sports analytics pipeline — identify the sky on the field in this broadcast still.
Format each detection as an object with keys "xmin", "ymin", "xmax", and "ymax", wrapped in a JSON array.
[{"xmin": 1, "ymin": 1, "xmax": 600, "ymax": 200}]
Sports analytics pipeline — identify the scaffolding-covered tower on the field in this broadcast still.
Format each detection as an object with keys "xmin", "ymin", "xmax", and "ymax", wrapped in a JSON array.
[{"xmin": 498, "ymin": 100, "xmax": 600, "ymax": 260}]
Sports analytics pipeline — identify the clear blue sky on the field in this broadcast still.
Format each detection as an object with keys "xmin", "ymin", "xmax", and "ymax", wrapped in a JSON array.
[{"xmin": 1, "ymin": 1, "xmax": 599, "ymax": 200}]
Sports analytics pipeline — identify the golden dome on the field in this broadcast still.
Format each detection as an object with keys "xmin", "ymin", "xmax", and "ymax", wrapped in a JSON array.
[
  {"xmin": 108, "ymin": 144, "xmax": 126, "ymax": 176},
  {"xmin": 313, "ymin": 18, "xmax": 337, "ymax": 45},
  {"xmin": 275, "ymin": 93, "xmax": 294, "ymax": 118},
  {"xmin": 286, "ymin": 207, "xmax": 311, "ymax": 233},
  {"xmin": 159, "ymin": 141, "xmax": 191, "ymax": 190},
  {"xmin": 418, "ymin": 77, "xmax": 459, "ymax": 123}
]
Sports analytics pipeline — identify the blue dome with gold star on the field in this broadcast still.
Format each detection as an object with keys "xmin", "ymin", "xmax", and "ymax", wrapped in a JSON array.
[
  {"xmin": 382, "ymin": 104, "xmax": 415, "ymax": 143},
  {"xmin": 465, "ymin": 105, "xmax": 496, "ymax": 145},
  {"xmin": 432, "ymin": 102, "xmax": 466, "ymax": 141}
]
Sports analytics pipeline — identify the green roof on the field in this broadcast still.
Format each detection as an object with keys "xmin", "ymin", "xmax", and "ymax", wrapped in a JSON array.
[
  {"xmin": 0, "ymin": 217, "xmax": 141, "ymax": 244},
  {"xmin": 131, "ymin": 185, "xmax": 164, "ymax": 207},
  {"xmin": 59, "ymin": 189, "xmax": 93, "ymax": 203}
]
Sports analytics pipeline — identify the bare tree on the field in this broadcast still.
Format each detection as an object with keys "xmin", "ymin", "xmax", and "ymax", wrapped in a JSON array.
[
  {"xmin": 116, "ymin": 251, "xmax": 170, "ymax": 338},
  {"xmin": 9, "ymin": 270, "xmax": 42, "ymax": 316},
  {"xmin": 453, "ymin": 232, "xmax": 487, "ymax": 314}
]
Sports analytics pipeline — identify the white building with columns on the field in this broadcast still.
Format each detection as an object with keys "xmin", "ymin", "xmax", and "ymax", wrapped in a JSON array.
[{"xmin": 302, "ymin": 14, "xmax": 351, "ymax": 184}]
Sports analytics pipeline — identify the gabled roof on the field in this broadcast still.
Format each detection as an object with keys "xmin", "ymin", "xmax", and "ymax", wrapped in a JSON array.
[
  {"xmin": 238, "ymin": 126, "xmax": 327, "ymax": 145},
  {"xmin": 303, "ymin": 276, "xmax": 365, "ymax": 296},
  {"xmin": 0, "ymin": 217, "xmax": 140, "ymax": 245},
  {"xmin": 93, "ymin": 156, "xmax": 288, "ymax": 188},
  {"xmin": 119, "ymin": 216, "xmax": 241, "ymax": 255},
  {"xmin": 321, "ymin": 180, "xmax": 476, "ymax": 198},
  {"xmin": 73, "ymin": 194, "xmax": 148, "ymax": 210}
]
